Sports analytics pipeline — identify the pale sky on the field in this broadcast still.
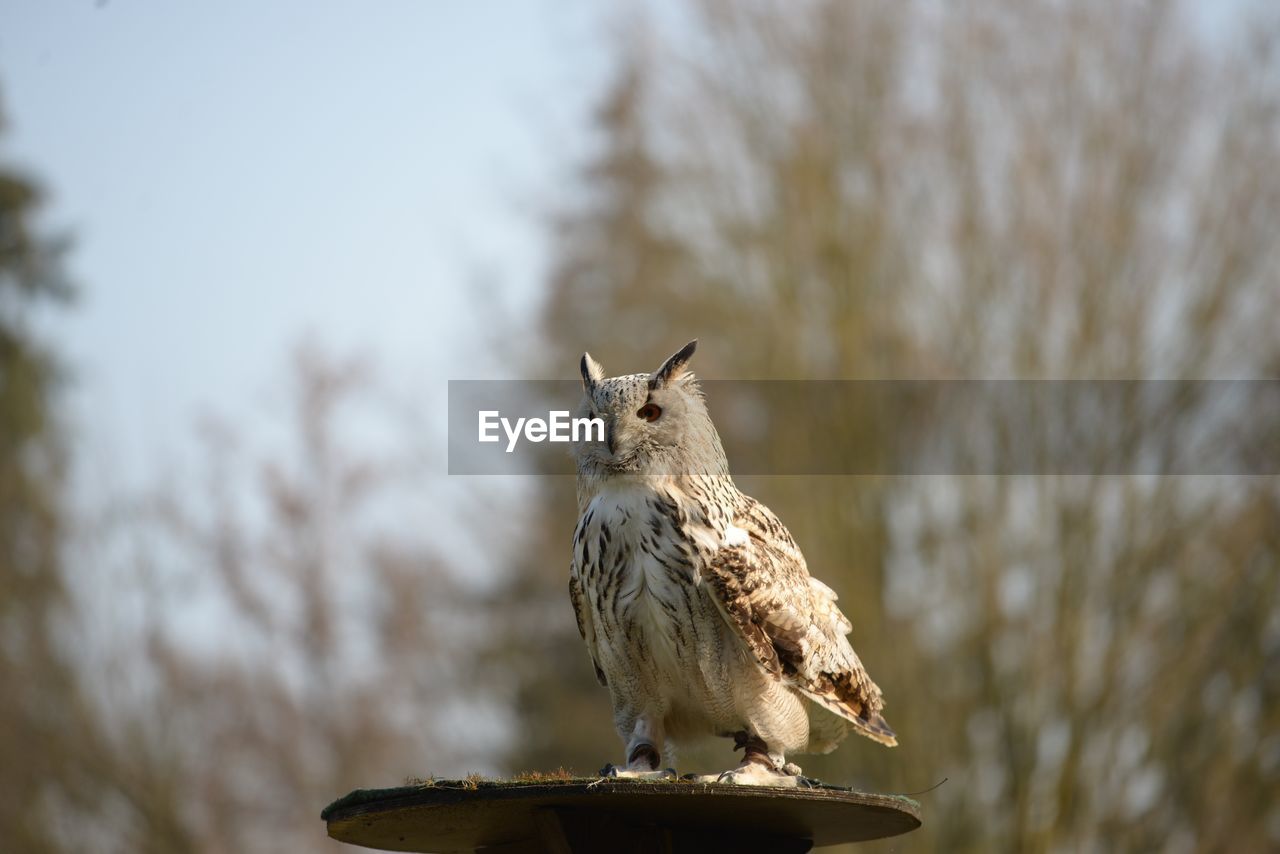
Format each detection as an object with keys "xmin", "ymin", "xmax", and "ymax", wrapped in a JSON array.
[{"xmin": 0, "ymin": 0, "xmax": 608, "ymax": 497}]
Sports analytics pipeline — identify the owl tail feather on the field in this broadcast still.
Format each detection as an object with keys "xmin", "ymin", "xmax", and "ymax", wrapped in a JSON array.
[
  {"xmin": 849, "ymin": 711, "xmax": 898, "ymax": 747},
  {"xmin": 809, "ymin": 691, "xmax": 899, "ymax": 747}
]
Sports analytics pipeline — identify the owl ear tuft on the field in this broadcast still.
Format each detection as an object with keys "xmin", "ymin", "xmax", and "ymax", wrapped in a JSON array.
[
  {"xmin": 650, "ymin": 339, "xmax": 697, "ymax": 390},
  {"xmin": 581, "ymin": 352, "xmax": 606, "ymax": 391}
]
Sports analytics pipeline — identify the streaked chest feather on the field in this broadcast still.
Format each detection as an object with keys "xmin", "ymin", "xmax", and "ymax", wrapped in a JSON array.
[{"xmin": 574, "ymin": 487, "xmax": 705, "ymax": 657}]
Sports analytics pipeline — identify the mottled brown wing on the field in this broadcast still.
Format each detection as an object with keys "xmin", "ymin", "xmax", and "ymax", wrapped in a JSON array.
[
  {"xmin": 703, "ymin": 496, "xmax": 897, "ymax": 746},
  {"xmin": 569, "ymin": 560, "xmax": 608, "ymax": 687}
]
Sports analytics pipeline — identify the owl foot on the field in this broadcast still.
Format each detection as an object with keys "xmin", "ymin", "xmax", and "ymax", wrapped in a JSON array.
[
  {"xmin": 599, "ymin": 764, "xmax": 677, "ymax": 780},
  {"xmin": 683, "ymin": 735, "xmax": 816, "ymax": 787},
  {"xmin": 682, "ymin": 763, "xmax": 814, "ymax": 788}
]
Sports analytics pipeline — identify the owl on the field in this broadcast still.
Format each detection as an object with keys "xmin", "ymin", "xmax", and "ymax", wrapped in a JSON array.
[{"xmin": 569, "ymin": 340, "xmax": 896, "ymax": 786}]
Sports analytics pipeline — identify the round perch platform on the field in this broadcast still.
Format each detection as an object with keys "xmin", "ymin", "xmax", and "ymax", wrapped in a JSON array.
[{"xmin": 322, "ymin": 778, "xmax": 922, "ymax": 853}]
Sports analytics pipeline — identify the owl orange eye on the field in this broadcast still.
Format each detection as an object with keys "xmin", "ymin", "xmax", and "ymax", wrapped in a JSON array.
[{"xmin": 637, "ymin": 403, "xmax": 662, "ymax": 422}]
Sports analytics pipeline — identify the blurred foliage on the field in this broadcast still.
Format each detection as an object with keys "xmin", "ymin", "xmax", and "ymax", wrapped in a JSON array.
[
  {"xmin": 2, "ymin": 91, "xmax": 491, "ymax": 846},
  {"xmin": 489, "ymin": 1, "xmax": 1280, "ymax": 851},
  {"xmin": 0, "ymin": 92, "xmax": 113, "ymax": 853},
  {"xmin": 86, "ymin": 348, "xmax": 496, "ymax": 851},
  {"xmin": 3, "ymin": 1, "xmax": 1280, "ymax": 852}
]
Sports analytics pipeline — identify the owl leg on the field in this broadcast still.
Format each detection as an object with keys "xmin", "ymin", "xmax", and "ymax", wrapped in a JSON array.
[{"xmin": 599, "ymin": 715, "xmax": 676, "ymax": 780}]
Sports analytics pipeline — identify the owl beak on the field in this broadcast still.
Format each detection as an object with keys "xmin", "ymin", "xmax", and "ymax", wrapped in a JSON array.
[{"xmin": 605, "ymin": 419, "xmax": 617, "ymax": 456}]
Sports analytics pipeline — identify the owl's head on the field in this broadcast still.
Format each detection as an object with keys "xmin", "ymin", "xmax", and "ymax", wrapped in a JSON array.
[{"xmin": 573, "ymin": 340, "xmax": 728, "ymax": 478}]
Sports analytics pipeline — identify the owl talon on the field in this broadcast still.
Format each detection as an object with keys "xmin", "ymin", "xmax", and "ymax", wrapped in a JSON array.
[
  {"xmin": 600, "ymin": 764, "xmax": 679, "ymax": 780},
  {"xmin": 708, "ymin": 763, "xmax": 808, "ymax": 788}
]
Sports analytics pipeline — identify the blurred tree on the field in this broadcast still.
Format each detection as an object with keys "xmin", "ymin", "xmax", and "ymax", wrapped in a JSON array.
[
  {"xmin": 97, "ymin": 347, "xmax": 493, "ymax": 852},
  {"xmin": 0, "ymin": 93, "xmax": 121, "ymax": 852},
  {"xmin": 7, "ymin": 2, "xmax": 1276, "ymax": 850},
  {"xmin": 491, "ymin": 1, "xmax": 1280, "ymax": 851}
]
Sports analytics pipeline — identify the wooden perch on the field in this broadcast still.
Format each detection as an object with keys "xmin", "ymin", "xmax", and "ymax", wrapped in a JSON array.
[{"xmin": 322, "ymin": 777, "xmax": 922, "ymax": 853}]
